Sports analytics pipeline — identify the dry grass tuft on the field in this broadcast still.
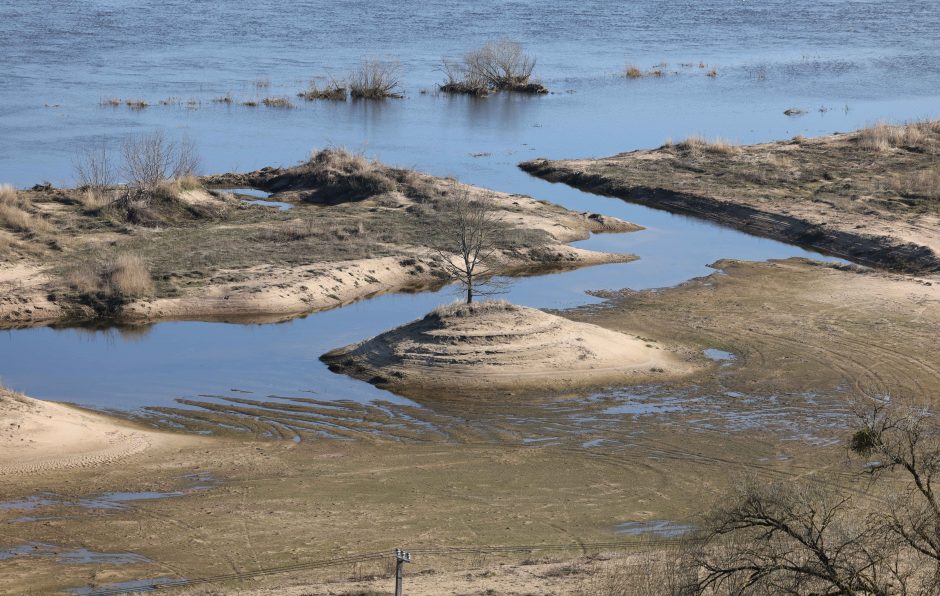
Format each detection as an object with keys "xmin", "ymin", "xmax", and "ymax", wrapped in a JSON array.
[
  {"xmin": 625, "ymin": 65, "xmax": 643, "ymax": 79},
  {"xmin": 125, "ymin": 99, "xmax": 149, "ymax": 110},
  {"xmin": 706, "ymin": 68, "xmax": 718, "ymax": 78},
  {"xmin": 107, "ymin": 253, "xmax": 153, "ymax": 298},
  {"xmin": 674, "ymin": 135, "xmax": 739, "ymax": 155},
  {"xmin": 0, "ymin": 190, "xmax": 51, "ymax": 235},
  {"xmin": 0, "ymin": 184, "xmax": 16, "ymax": 205},
  {"xmin": 892, "ymin": 167, "xmax": 940, "ymax": 199},
  {"xmin": 80, "ymin": 188, "xmax": 111, "ymax": 210},
  {"xmin": 857, "ymin": 121, "xmax": 936, "ymax": 152},
  {"xmin": 262, "ymin": 96, "xmax": 294, "ymax": 108},
  {"xmin": 430, "ymin": 299, "xmax": 517, "ymax": 319},
  {"xmin": 272, "ymin": 148, "xmax": 398, "ymax": 202}
]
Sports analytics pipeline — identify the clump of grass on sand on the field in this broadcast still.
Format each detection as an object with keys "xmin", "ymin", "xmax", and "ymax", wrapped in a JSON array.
[
  {"xmin": 429, "ymin": 299, "xmax": 518, "ymax": 319},
  {"xmin": 65, "ymin": 251, "xmax": 153, "ymax": 312},
  {"xmin": 669, "ymin": 135, "xmax": 739, "ymax": 155},
  {"xmin": 0, "ymin": 184, "xmax": 51, "ymax": 235},
  {"xmin": 856, "ymin": 120, "xmax": 940, "ymax": 152},
  {"xmin": 267, "ymin": 148, "xmax": 398, "ymax": 202}
]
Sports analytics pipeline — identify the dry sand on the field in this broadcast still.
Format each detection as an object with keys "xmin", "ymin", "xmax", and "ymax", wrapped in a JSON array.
[
  {"xmin": 0, "ymin": 388, "xmax": 191, "ymax": 476},
  {"xmin": 323, "ymin": 301, "xmax": 696, "ymax": 394}
]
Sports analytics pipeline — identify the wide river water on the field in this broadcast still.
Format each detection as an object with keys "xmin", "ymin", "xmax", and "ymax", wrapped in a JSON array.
[{"xmin": 1, "ymin": 0, "xmax": 939, "ymax": 412}]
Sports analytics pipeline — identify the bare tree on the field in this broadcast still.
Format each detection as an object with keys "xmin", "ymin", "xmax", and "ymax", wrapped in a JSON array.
[
  {"xmin": 696, "ymin": 476, "xmax": 905, "ymax": 595},
  {"xmin": 73, "ymin": 142, "xmax": 116, "ymax": 193},
  {"xmin": 851, "ymin": 396, "xmax": 940, "ymax": 584},
  {"xmin": 430, "ymin": 183, "xmax": 505, "ymax": 304}
]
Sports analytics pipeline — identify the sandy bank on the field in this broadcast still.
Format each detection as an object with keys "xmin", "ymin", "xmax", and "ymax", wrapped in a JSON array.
[
  {"xmin": 0, "ymin": 151, "xmax": 640, "ymax": 328},
  {"xmin": 0, "ymin": 388, "xmax": 191, "ymax": 476},
  {"xmin": 521, "ymin": 121, "xmax": 940, "ymax": 274},
  {"xmin": 322, "ymin": 301, "xmax": 696, "ymax": 394}
]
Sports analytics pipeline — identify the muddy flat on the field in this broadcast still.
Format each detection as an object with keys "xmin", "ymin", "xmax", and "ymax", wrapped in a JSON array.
[
  {"xmin": 1, "ymin": 256, "xmax": 933, "ymax": 593},
  {"xmin": 521, "ymin": 121, "xmax": 940, "ymax": 273}
]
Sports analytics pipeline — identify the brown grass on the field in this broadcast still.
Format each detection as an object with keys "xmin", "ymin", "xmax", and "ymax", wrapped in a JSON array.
[
  {"xmin": 80, "ymin": 188, "xmax": 111, "ymax": 210},
  {"xmin": 298, "ymin": 81, "xmax": 347, "ymax": 101},
  {"xmin": 0, "ymin": 184, "xmax": 49, "ymax": 234},
  {"xmin": 674, "ymin": 135, "xmax": 738, "ymax": 155},
  {"xmin": 625, "ymin": 65, "xmax": 643, "ymax": 79},
  {"xmin": 262, "ymin": 96, "xmax": 294, "ymax": 108},
  {"xmin": 893, "ymin": 167, "xmax": 940, "ymax": 199},
  {"xmin": 857, "ymin": 121, "xmax": 938, "ymax": 152},
  {"xmin": 430, "ymin": 299, "xmax": 517, "ymax": 319},
  {"xmin": 108, "ymin": 253, "xmax": 153, "ymax": 297},
  {"xmin": 0, "ymin": 184, "xmax": 16, "ymax": 205},
  {"xmin": 125, "ymin": 99, "xmax": 149, "ymax": 110}
]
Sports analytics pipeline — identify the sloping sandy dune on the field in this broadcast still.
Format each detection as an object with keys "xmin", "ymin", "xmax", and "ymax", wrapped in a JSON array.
[
  {"xmin": 0, "ymin": 389, "xmax": 189, "ymax": 476},
  {"xmin": 323, "ymin": 301, "xmax": 696, "ymax": 394}
]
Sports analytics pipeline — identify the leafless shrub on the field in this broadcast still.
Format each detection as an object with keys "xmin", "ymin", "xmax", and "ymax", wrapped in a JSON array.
[
  {"xmin": 121, "ymin": 132, "xmax": 200, "ymax": 191},
  {"xmin": 173, "ymin": 138, "xmax": 200, "ymax": 179},
  {"xmin": 349, "ymin": 60, "xmax": 403, "ymax": 99},
  {"xmin": 438, "ymin": 58, "xmax": 490, "ymax": 96},
  {"xmin": 73, "ymin": 143, "xmax": 116, "ymax": 195},
  {"xmin": 444, "ymin": 41, "xmax": 547, "ymax": 94}
]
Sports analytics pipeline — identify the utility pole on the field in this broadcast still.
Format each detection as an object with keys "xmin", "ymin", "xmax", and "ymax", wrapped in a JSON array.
[{"xmin": 394, "ymin": 548, "xmax": 412, "ymax": 596}]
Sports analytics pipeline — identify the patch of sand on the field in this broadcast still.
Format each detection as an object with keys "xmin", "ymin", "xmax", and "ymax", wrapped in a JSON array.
[
  {"xmin": 0, "ymin": 388, "xmax": 190, "ymax": 476},
  {"xmin": 323, "ymin": 301, "xmax": 696, "ymax": 393}
]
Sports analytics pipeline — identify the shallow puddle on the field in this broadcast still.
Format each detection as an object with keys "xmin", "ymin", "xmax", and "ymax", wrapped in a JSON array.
[
  {"xmin": 67, "ymin": 577, "xmax": 182, "ymax": 595},
  {"xmin": 0, "ymin": 543, "xmax": 148, "ymax": 565},
  {"xmin": 615, "ymin": 520, "xmax": 696, "ymax": 538}
]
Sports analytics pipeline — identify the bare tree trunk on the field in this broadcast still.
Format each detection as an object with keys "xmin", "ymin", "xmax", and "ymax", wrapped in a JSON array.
[{"xmin": 466, "ymin": 278, "xmax": 473, "ymax": 304}]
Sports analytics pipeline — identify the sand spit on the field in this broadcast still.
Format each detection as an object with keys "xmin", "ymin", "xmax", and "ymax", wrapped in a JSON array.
[
  {"xmin": 0, "ymin": 151, "xmax": 640, "ymax": 328},
  {"xmin": 0, "ymin": 388, "xmax": 189, "ymax": 476},
  {"xmin": 323, "ymin": 301, "xmax": 695, "ymax": 394},
  {"xmin": 521, "ymin": 121, "xmax": 940, "ymax": 274}
]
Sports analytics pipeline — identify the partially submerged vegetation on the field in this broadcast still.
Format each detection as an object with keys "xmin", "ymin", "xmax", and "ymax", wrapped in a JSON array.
[
  {"xmin": 522, "ymin": 120, "xmax": 940, "ymax": 273},
  {"xmin": 440, "ymin": 41, "xmax": 548, "ymax": 96},
  {"xmin": 297, "ymin": 80, "xmax": 347, "ymax": 101},
  {"xmin": 348, "ymin": 60, "xmax": 403, "ymax": 99}
]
